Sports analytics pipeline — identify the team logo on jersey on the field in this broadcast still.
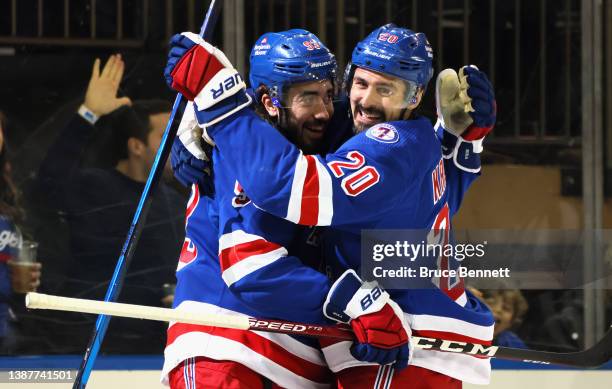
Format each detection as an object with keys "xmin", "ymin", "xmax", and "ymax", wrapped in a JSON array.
[
  {"xmin": 0, "ymin": 229, "xmax": 20, "ymax": 252},
  {"xmin": 177, "ymin": 237, "xmax": 198, "ymax": 271},
  {"xmin": 0, "ymin": 226, "xmax": 20, "ymax": 262},
  {"xmin": 232, "ymin": 181, "xmax": 251, "ymax": 208},
  {"xmin": 366, "ymin": 124, "xmax": 399, "ymax": 144}
]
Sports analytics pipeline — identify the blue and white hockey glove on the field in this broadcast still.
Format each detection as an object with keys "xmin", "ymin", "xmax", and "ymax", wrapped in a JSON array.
[
  {"xmin": 436, "ymin": 65, "xmax": 496, "ymax": 148},
  {"xmin": 170, "ymin": 100, "xmax": 215, "ymax": 193},
  {"xmin": 171, "ymin": 136, "xmax": 214, "ymax": 194},
  {"xmin": 324, "ymin": 270, "xmax": 412, "ymax": 370},
  {"xmin": 437, "ymin": 120, "xmax": 482, "ymax": 173},
  {"xmin": 164, "ymin": 32, "xmax": 252, "ymax": 131}
]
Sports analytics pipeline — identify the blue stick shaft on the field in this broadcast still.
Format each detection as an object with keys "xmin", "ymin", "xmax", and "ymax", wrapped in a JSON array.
[{"xmin": 72, "ymin": 1, "xmax": 221, "ymax": 387}]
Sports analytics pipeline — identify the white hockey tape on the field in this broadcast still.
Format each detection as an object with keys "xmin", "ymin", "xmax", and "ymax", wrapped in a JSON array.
[{"xmin": 25, "ymin": 293, "xmax": 250, "ymax": 330}]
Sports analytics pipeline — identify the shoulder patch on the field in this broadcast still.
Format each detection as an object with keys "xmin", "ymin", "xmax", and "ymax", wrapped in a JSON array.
[{"xmin": 365, "ymin": 123, "xmax": 399, "ymax": 144}]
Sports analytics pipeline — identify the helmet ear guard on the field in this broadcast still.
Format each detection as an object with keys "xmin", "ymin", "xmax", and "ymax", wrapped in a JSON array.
[{"xmin": 404, "ymin": 81, "xmax": 420, "ymax": 105}]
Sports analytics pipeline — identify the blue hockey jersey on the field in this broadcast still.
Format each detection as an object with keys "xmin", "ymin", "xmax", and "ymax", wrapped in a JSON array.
[
  {"xmin": 162, "ymin": 97, "xmax": 337, "ymax": 387},
  {"xmin": 163, "ymin": 185, "xmax": 334, "ymax": 387},
  {"xmin": 203, "ymin": 107, "xmax": 495, "ymax": 384}
]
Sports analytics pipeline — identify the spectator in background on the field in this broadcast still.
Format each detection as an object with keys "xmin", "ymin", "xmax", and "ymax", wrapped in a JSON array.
[
  {"xmin": 482, "ymin": 289, "xmax": 529, "ymax": 349},
  {"xmin": 37, "ymin": 54, "xmax": 185, "ymax": 353},
  {"xmin": 0, "ymin": 111, "xmax": 42, "ymax": 352},
  {"xmin": 536, "ymin": 291, "xmax": 584, "ymax": 352}
]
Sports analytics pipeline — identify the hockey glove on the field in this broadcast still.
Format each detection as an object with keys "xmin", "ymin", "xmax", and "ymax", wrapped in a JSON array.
[
  {"xmin": 324, "ymin": 270, "xmax": 412, "ymax": 370},
  {"xmin": 170, "ymin": 100, "xmax": 215, "ymax": 193},
  {"xmin": 164, "ymin": 32, "xmax": 251, "ymax": 131},
  {"xmin": 437, "ymin": 120, "xmax": 481, "ymax": 172},
  {"xmin": 436, "ymin": 65, "xmax": 496, "ymax": 142},
  {"xmin": 171, "ymin": 137, "xmax": 214, "ymax": 195}
]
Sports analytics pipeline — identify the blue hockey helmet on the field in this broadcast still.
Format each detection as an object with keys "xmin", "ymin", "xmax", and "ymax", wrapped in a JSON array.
[
  {"xmin": 249, "ymin": 29, "xmax": 338, "ymax": 104},
  {"xmin": 346, "ymin": 24, "xmax": 434, "ymax": 97}
]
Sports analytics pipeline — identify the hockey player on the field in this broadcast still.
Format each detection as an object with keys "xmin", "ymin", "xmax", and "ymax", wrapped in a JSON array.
[
  {"xmin": 162, "ymin": 30, "xmax": 342, "ymax": 388},
  {"xmin": 165, "ymin": 24, "xmax": 496, "ymax": 388}
]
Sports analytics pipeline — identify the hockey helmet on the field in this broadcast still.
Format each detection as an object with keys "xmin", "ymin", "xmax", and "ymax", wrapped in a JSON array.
[
  {"xmin": 249, "ymin": 29, "xmax": 338, "ymax": 105},
  {"xmin": 346, "ymin": 24, "xmax": 434, "ymax": 97}
]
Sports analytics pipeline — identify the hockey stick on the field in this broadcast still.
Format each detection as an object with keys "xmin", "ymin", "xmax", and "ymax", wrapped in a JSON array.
[
  {"xmin": 72, "ymin": 2, "xmax": 222, "ymax": 388},
  {"xmin": 27, "ymin": 293, "xmax": 611, "ymax": 369}
]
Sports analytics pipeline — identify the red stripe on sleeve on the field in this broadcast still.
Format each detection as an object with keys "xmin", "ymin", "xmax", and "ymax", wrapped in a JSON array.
[
  {"xmin": 298, "ymin": 155, "xmax": 320, "ymax": 226},
  {"xmin": 442, "ymin": 278, "xmax": 465, "ymax": 302},
  {"xmin": 219, "ymin": 239, "xmax": 283, "ymax": 271},
  {"xmin": 186, "ymin": 184, "xmax": 200, "ymax": 220}
]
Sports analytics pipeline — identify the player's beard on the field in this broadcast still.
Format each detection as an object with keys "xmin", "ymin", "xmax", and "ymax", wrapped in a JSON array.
[
  {"xmin": 353, "ymin": 103, "xmax": 386, "ymax": 133},
  {"xmin": 280, "ymin": 109, "xmax": 328, "ymax": 154},
  {"xmin": 290, "ymin": 118, "xmax": 328, "ymax": 154}
]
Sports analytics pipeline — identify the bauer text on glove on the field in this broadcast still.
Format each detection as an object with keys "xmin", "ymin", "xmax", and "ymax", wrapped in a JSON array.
[{"xmin": 164, "ymin": 32, "xmax": 251, "ymax": 129}]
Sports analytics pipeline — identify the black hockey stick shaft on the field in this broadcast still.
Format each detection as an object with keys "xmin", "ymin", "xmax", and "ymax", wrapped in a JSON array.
[
  {"xmin": 491, "ymin": 326, "xmax": 612, "ymax": 368},
  {"xmin": 250, "ymin": 318, "xmax": 612, "ymax": 368},
  {"xmin": 72, "ymin": 2, "xmax": 222, "ymax": 388}
]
